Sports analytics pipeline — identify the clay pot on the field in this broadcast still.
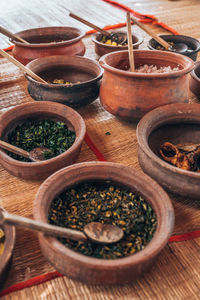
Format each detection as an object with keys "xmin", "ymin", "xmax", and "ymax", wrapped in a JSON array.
[
  {"xmin": 0, "ymin": 102, "xmax": 86, "ymax": 180},
  {"xmin": 137, "ymin": 103, "xmax": 200, "ymax": 198},
  {"xmin": 11, "ymin": 27, "xmax": 86, "ymax": 65},
  {"xmin": 25, "ymin": 55, "xmax": 103, "ymax": 108},
  {"xmin": 34, "ymin": 161, "xmax": 174, "ymax": 285},
  {"xmin": 99, "ymin": 50, "xmax": 194, "ymax": 121},
  {"xmin": 92, "ymin": 31, "xmax": 143, "ymax": 57},
  {"xmin": 189, "ymin": 61, "xmax": 200, "ymax": 98},
  {"xmin": 148, "ymin": 34, "xmax": 200, "ymax": 61},
  {"xmin": 0, "ymin": 215, "xmax": 15, "ymax": 289}
]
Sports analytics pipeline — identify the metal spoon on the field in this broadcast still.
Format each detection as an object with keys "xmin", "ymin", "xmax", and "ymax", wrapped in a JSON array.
[
  {"xmin": 0, "ymin": 209, "xmax": 124, "ymax": 244},
  {"xmin": 130, "ymin": 16, "xmax": 188, "ymax": 54},
  {"xmin": 69, "ymin": 12, "xmax": 127, "ymax": 45},
  {"xmin": 0, "ymin": 140, "xmax": 52, "ymax": 162}
]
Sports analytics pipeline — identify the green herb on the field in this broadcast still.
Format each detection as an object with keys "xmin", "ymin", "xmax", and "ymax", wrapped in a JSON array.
[
  {"xmin": 105, "ymin": 132, "xmax": 111, "ymax": 136},
  {"xmin": 48, "ymin": 182, "xmax": 157, "ymax": 259},
  {"xmin": 7, "ymin": 119, "xmax": 76, "ymax": 161}
]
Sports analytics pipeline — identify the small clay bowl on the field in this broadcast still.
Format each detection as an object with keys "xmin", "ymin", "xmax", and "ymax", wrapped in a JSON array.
[
  {"xmin": 25, "ymin": 55, "xmax": 103, "ymax": 108},
  {"xmin": 34, "ymin": 161, "xmax": 174, "ymax": 285},
  {"xmin": 137, "ymin": 103, "xmax": 200, "ymax": 198},
  {"xmin": 99, "ymin": 50, "xmax": 194, "ymax": 121},
  {"xmin": 11, "ymin": 26, "xmax": 86, "ymax": 65},
  {"xmin": 92, "ymin": 31, "xmax": 143, "ymax": 57},
  {"xmin": 0, "ymin": 216, "xmax": 15, "ymax": 289},
  {"xmin": 189, "ymin": 61, "xmax": 200, "ymax": 98},
  {"xmin": 148, "ymin": 34, "xmax": 200, "ymax": 61},
  {"xmin": 0, "ymin": 101, "xmax": 86, "ymax": 180}
]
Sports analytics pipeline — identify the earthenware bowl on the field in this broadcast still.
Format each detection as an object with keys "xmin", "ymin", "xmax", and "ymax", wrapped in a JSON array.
[
  {"xmin": 34, "ymin": 161, "xmax": 174, "ymax": 285},
  {"xmin": 0, "ymin": 213, "xmax": 15, "ymax": 289},
  {"xmin": 99, "ymin": 50, "xmax": 194, "ymax": 121},
  {"xmin": 189, "ymin": 61, "xmax": 200, "ymax": 98},
  {"xmin": 148, "ymin": 34, "xmax": 200, "ymax": 61},
  {"xmin": 92, "ymin": 31, "xmax": 143, "ymax": 57},
  {"xmin": 137, "ymin": 103, "xmax": 200, "ymax": 198},
  {"xmin": 0, "ymin": 101, "xmax": 86, "ymax": 180},
  {"xmin": 11, "ymin": 26, "xmax": 86, "ymax": 65},
  {"xmin": 25, "ymin": 55, "xmax": 103, "ymax": 108}
]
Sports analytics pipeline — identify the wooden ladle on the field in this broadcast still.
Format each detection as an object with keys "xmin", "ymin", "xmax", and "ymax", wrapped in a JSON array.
[
  {"xmin": 0, "ymin": 140, "xmax": 52, "ymax": 162},
  {"xmin": 69, "ymin": 12, "xmax": 127, "ymax": 45},
  {"xmin": 0, "ymin": 25, "xmax": 29, "ymax": 44},
  {"xmin": 0, "ymin": 209, "xmax": 124, "ymax": 244},
  {"xmin": 0, "ymin": 49, "xmax": 47, "ymax": 83},
  {"xmin": 131, "ymin": 16, "xmax": 188, "ymax": 53}
]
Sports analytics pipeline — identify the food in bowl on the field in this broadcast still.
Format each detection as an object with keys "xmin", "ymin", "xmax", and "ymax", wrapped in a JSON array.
[
  {"xmin": 7, "ymin": 119, "xmax": 76, "ymax": 162},
  {"xmin": 48, "ymin": 181, "xmax": 157, "ymax": 259}
]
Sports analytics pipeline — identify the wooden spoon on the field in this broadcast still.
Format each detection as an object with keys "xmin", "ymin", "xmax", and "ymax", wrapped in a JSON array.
[
  {"xmin": 0, "ymin": 25, "xmax": 29, "ymax": 44},
  {"xmin": 130, "ymin": 16, "xmax": 188, "ymax": 53},
  {"xmin": 0, "ymin": 49, "xmax": 47, "ymax": 83},
  {"xmin": 0, "ymin": 140, "xmax": 52, "ymax": 162},
  {"xmin": 0, "ymin": 209, "xmax": 124, "ymax": 244},
  {"xmin": 126, "ymin": 12, "xmax": 135, "ymax": 72},
  {"xmin": 69, "ymin": 12, "xmax": 127, "ymax": 45}
]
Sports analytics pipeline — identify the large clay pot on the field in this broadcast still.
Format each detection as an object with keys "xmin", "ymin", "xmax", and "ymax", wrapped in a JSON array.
[
  {"xmin": 99, "ymin": 50, "xmax": 194, "ymax": 121},
  {"xmin": 11, "ymin": 27, "xmax": 86, "ymax": 65},
  {"xmin": 34, "ymin": 161, "xmax": 174, "ymax": 285}
]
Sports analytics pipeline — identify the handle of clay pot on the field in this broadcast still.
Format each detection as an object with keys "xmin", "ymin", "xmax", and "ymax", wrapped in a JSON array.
[
  {"xmin": 0, "ymin": 140, "xmax": 30, "ymax": 158},
  {"xmin": 99, "ymin": 60, "xmax": 105, "ymax": 68},
  {"xmin": 0, "ymin": 26, "xmax": 29, "ymax": 44}
]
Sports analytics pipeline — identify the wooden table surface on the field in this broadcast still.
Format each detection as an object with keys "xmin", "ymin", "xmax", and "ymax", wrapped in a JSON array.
[{"xmin": 0, "ymin": 0, "xmax": 200, "ymax": 299}]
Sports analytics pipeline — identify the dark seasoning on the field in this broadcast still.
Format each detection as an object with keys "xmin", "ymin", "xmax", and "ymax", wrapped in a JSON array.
[
  {"xmin": 48, "ymin": 182, "xmax": 157, "ymax": 259},
  {"xmin": 7, "ymin": 119, "xmax": 76, "ymax": 161}
]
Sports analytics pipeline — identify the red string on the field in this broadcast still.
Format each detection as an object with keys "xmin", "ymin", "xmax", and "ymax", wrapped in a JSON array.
[
  {"xmin": 169, "ymin": 230, "xmax": 200, "ymax": 243},
  {"xmin": 84, "ymin": 132, "xmax": 107, "ymax": 161}
]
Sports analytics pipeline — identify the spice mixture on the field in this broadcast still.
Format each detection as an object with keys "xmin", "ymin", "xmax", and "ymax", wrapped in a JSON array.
[
  {"xmin": 51, "ymin": 79, "xmax": 81, "ymax": 86},
  {"xmin": 7, "ymin": 119, "xmax": 76, "ymax": 161},
  {"xmin": 48, "ymin": 182, "xmax": 157, "ymax": 259},
  {"xmin": 160, "ymin": 141, "xmax": 200, "ymax": 171},
  {"xmin": 135, "ymin": 64, "xmax": 180, "ymax": 73},
  {"xmin": 100, "ymin": 34, "xmax": 127, "ymax": 46},
  {"xmin": 0, "ymin": 228, "xmax": 5, "ymax": 256}
]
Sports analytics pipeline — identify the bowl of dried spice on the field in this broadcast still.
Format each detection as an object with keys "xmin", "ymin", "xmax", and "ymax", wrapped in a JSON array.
[
  {"xmin": 0, "ymin": 101, "xmax": 86, "ymax": 180},
  {"xmin": 99, "ymin": 50, "xmax": 194, "ymax": 121},
  {"xmin": 148, "ymin": 34, "xmax": 200, "ymax": 61},
  {"xmin": 0, "ymin": 209, "xmax": 16, "ymax": 289},
  {"xmin": 34, "ymin": 161, "xmax": 174, "ymax": 285},
  {"xmin": 92, "ymin": 31, "xmax": 143, "ymax": 57},
  {"xmin": 137, "ymin": 103, "xmax": 200, "ymax": 198},
  {"xmin": 25, "ymin": 55, "xmax": 103, "ymax": 108},
  {"xmin": 11, "ymin": 26, "xmax": 86, "ymax": 65}
]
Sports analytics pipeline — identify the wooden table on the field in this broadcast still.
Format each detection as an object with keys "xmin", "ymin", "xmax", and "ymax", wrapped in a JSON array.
[{"xmin": 0, "ymin": 0, "xmax": 200, "ymax": 299}]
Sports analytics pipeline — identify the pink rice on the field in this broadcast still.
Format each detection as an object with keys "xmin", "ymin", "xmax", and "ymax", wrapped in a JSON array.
[{"xmin": 135, "ymin": 64, "xmax": 180, "ymax": 73}]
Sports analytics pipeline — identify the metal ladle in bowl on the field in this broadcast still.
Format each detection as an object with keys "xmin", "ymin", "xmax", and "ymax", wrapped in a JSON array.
[
  {"xmin": 0, "ymin": 209, "xmax": 124, "ymax": 245},
  {"xmin": 0, "ymin": 140, "xmax": 52, "ymax": 162},
  {"xmin": 130, "ymin": 16, "xmax": 188, "ymax": 54},
  {"xmin": 69, "ymin": 12, "xmax": 127, "ymax": 45}
]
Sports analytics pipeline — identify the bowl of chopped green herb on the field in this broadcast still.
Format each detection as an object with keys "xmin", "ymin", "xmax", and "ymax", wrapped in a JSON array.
[
  {"xmin": 0, "ymin": 101, "xmax": 86, "ymax": 180},
  {"xmin": 25, "ymin": 55, "xmax": 103, "ymax": 108},
  {"xmin": 34, "ymin": 161, "xmax": 174, "ymax": 285},
  {"xmin": 0, "ymin": 208, "xmax": 15, "ymax": 289}
]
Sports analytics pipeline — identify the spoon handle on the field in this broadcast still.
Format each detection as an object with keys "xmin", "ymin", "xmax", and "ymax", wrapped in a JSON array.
[
  {"xmin": 0, "ymin": 26, "xmax": 29, "ymax": 44},
  {"xmin": 0, "ymin": 49, "xmax": 47, "ymax": 84},
  {"xmin": 131, "ymin": 16, "xmax": 171, "ymax": 50},
  {"xmin": 0, "ymin": 210, "xmax": 88, "ymax": 242},
  {"xmin": 69, "ymin": 12, "xmax": 110, "ymax": 36},
  {"xmin": 0, "ymin": 140, "xmax": 30, "ymax": 159},
  {"xmin": 127, "ymin": 12, "xmax": 135, "ymax": 72}
]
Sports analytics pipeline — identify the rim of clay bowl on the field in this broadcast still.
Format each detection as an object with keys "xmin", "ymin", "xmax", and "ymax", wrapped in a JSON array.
[
  {"xmin": 190, "ymin": 61, "xmax": 200, "ymax": 82},
  {"xmin": 99, "ymin": 49, "xmax": 194, "ymax": 78},
  {"xmin": 11, "ymin": 26, "xmax": 85, "ymax": 48},
  {"xmin": 34, "ymin": 161, "xmax": 174, "ymax": 267},
  {"xmin": 148, "ymin": 34, "xmax": 200, "ymax": 54},
  {"xmin": 0, "ymin": 101, "xmax": 86, "ymax": 167},
  {"xmin": 0, "ymin": 214, "xmax": 15, "ymax": 281},
  {"xmin": 92, "ymin": 32, "xmax": 143, "ymax": 49},
  {"xmin": 24, "ymin": 55, "xmax": 103, "ymax": 87},
  {"xmin": 136, "ymin": 103, "xmax": 200, "ymax": 179}
]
